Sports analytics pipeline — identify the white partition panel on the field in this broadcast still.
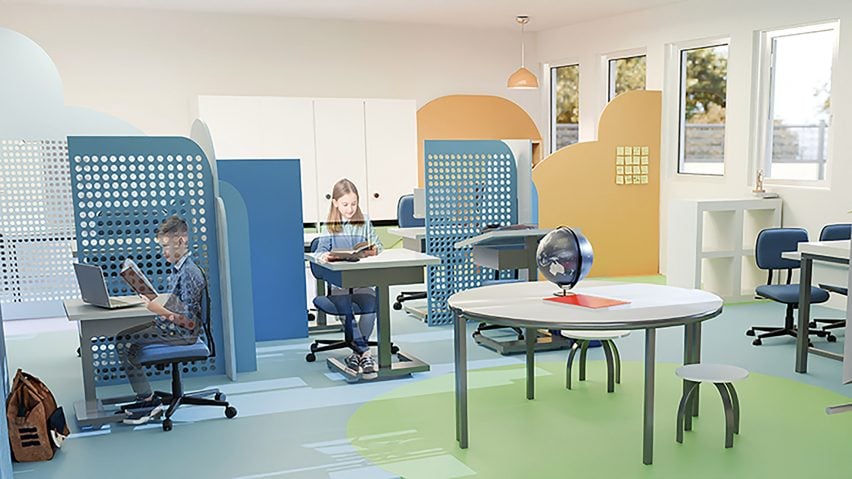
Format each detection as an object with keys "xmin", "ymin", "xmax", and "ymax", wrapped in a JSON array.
[
  {"xmin": 314, "ymin": 98, "xmax": 368, "ymax": 220},
  {"xmin": 364, "ymin": 99, "xmax": 417, "ymax": 220}
]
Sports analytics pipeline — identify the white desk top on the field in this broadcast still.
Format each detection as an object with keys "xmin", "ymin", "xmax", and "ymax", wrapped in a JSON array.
[
  {"xmin": 388, "ymin": 227, "xmax": 426, "ymax": 240},
  {"xmin": 781, "ymin": 240, "xmax": 851, "ymax": 262},
  {"xmin": 304, "ymin": 248, "xmax": 440, "ymax": 271},
  {"xmin": 454, "ymin": 228, "xmax": 551, "ymax": 249},
  {"xmin": 64, "ymin": 295, "xmax": 169, "ymax": 322},
  {"xmin": 448, "ymin": 281, "xmax": 722, "ymax": 330}
]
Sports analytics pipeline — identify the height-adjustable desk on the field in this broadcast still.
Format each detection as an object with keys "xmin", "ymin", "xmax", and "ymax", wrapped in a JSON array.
[
  {"xmin": 304, "ymin": 249, "xmax": 440, "ymax": 381},
  {"xmin": 455, "ymin": 228, "xmax": 572, "ymax": 354}
]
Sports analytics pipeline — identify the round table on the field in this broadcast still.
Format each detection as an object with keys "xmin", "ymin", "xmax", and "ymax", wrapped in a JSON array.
[{"xmin": 449, "ymin": 281, "xmax": 723, "ymax": 465}]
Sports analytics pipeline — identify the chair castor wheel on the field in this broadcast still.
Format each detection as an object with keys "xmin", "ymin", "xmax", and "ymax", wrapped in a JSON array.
[
  {"xmin": 225, "ymin": 406, "xmax": 238, "ymax": 419},
  {"xmin": 391, "ymin": 345, "xmax": 400, "ymax": 354},
  {"xmin": 393, "ymin": 302, "xmax": 402, "ymax": 311},
  {"xmin": 215, "ymin": 392, "xmax": 226, "ymax": 401},
  {"xmin": 745, "ymin": 330, "xmax": 755, "ymax": 337},
  {"xmin": 752, "ymin": 338, "xmax": 762, "ymax": 346},
  {"xmin": 308, "ymin": 312, "xmax": 315, "ymax": 321},
  {"xmin": 306, "ymin": 352, "xmax": 317, "ymax": 362},
  {"xmin": 162, "ymin": 418, "xmax": 173, "ymax": 431},
  {"xmin": 827, "ymin": 334, "xmax": 837, "ymax": 343}
]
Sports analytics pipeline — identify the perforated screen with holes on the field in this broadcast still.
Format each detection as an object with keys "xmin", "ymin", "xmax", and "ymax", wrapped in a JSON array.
[
  {"xmin": 68, "ymin": 136, "xmax": 223, "ymax": 385},
  {"xmin": 423, "ymin": 140, "xmax": 518, "ymax": 326},
  {"xmin": 0, "ymin": 140, "xmax": 77, "ymax": 304}
]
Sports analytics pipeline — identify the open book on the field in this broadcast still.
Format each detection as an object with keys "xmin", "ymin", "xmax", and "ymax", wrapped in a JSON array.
[
  {"xmin": 327, "ymin": 241, "xmax": 375, "ymax": 262},
  {"xmin": 119, "ymin": 259, "xmax": 158, "ymax": 300}
]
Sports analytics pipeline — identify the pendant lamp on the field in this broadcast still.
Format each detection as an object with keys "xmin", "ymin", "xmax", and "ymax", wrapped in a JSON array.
[{"xmin": 507, "ymin": 16, "xmax": 539, "ymax": 89}]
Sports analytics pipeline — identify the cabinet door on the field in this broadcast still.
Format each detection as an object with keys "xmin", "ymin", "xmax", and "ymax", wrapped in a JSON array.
[
  {"xmin": 256, "ymin": 98, "xmax": 317, "ymax": 224},
  {"xmin": 313, "ymin": 99, "xmax": 368, "ymax": 222},
  {"xmin": 364, "ymin": 99, "xmax": 417, "ymax": 221},
  {"xmin": 197, "ymin": 95, "xmax": 263, "ymax": 159}
]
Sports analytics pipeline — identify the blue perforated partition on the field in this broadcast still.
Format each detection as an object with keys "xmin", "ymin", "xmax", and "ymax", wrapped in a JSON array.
[
  {"xmin": 423, "ymin": 140, "xmax": 518, "ymax": 326},
  {"xmin": 68, "ymin": 136, "xmax": 226, "ymax": 385},
  {"xmin": 218, "ymin": 159, "xmax": 307, "ymax": 341}
]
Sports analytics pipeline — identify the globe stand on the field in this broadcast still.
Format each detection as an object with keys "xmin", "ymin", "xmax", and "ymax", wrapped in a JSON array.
[{"xmin": 554, "ymin": 286, "xmax": 575, "ymax": 297}]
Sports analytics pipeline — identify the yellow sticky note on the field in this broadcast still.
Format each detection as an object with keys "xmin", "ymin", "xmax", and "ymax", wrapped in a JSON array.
[
  {"xmin": 616, "ymin": 166, "xmax": 624, "ymax": 174},
  {"xmin": 633, "ymin": 175, "xmax": 641, "ymax": 183},
  {"xmin": 641, "ymin": 175, "xmax": 649, "ymax": 184},
  {"xmin": 641, "ymin": 156, "xmax": 649, "ymax": 165},
  {"xmin": 616, "ymin": 156, "xmax": 624, "ymax": 165},
  {"xmin": 633, "ymin": 146, "xmax": 641, "ymax": 155},
  {"xmin": 623, "ymin": 156, "xmax": 631, "ymax": 165},
  {"xmin": 616, "ymin": 175, "xmax": 624, "ymax": 185},
  {"xmin": 616, "ymin": 147, "xmax": 625, "ymax": 155},
  {"xmin": 625, "ymin": 176, "xmax": 633, "ymax": 185},
  {"xmin": 641, "ymin": 165, "xmax": 648, "ymax": 174},
  {"xmin": 641, "ymin": 146, "xmax": 649, "ymax": 155}
]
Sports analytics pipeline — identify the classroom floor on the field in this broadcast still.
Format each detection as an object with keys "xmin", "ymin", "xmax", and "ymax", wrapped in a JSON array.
[{"xmin": 5, "ymin": 281, "xmax": 852, "ymax": 479}]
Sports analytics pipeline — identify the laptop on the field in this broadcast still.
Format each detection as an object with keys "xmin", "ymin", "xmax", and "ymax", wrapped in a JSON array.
[{"xmin": 73, "ymin": 263, "xmax": 144, "ymax": 309}]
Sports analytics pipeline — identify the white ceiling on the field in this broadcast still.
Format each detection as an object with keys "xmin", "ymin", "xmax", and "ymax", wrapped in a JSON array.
[{"xmin": 4, "ymin": 0, "xmax": 686, "ymax": 31}]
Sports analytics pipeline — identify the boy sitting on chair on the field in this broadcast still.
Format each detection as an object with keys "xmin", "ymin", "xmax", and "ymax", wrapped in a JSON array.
[{"xmin": 117, "ymin": 215, "xmax": 207, "ymax": 424}]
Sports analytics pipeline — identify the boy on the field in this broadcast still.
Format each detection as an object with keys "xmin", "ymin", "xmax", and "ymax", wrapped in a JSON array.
[{"xmin": 117, "ymin": 215, "xmax": 207, "ymax": 423}]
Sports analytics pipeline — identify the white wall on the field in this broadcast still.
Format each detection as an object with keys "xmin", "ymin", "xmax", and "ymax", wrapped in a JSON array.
[
  {"xmin": 0, "ymin": 4, "xmax": 540, "ymax": 137},
  {"xmin": 535, "ymin": 0, "xmax": 852, "ymax": 273}
]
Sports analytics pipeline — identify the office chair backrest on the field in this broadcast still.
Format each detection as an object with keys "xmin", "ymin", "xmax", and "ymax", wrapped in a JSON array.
[
  {"xmin": 755, "ymin": 227, "xmax": 808, "ymax": 271},
  {"xmin": 199, "ymin": 268, "xmax": 215, "ymax": 358},
  {"xmin": 819, "ymin": 223, "xmax": 852, "ymax": 242},
  {"xmin": 397, "ymin": 194, "xmax": 424, "ymax": 228},
  {"xmin": 308, "ymin": 237, "xmax": 328, "ymax": 283}
]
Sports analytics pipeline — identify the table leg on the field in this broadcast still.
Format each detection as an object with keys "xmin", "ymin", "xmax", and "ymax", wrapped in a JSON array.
[
  {"xmin": 526, "ymin": 327, "xmax": 536, "ymax": 400},
  {"xmin": 315, "ymin": 277, "xmax": 327, "ymax": 327},
  {"xmin": 643, "ymin": 328, "xmax": 657, "ymax": 465},
  {"xmin": 453, "ymin": 311, "xmax": 468, "ymax": 448},
  {"xmin": 377, "ymin": 283, "xmax": 392, "ymax": 370},
  {"xmin": 79, "ymin": 324, "xmax": 97, "ymax": 403},
  {"xmin": 796, "ymin": 256, "xmax": 813, "ymax": 373}
]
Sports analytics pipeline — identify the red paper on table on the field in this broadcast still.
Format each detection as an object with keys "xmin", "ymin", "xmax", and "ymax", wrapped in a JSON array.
[{"xmin": 543, "ymin": 293, "xmax": 630, "ymax": 309}]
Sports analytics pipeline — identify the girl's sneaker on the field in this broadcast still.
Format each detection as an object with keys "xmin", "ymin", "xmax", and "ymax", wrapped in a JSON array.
[
  {"xmin": 359, "ymin": 354, "xmax": 377, "ymax": 380},
  {"xmin": 344, "ymin": 353, "xmax": 362, "ymax": 374}
]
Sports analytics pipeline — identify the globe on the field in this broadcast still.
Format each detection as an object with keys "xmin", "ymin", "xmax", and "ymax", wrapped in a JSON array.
[{"xmin": 536, "ymin": 226, "xmax": 594, "ymax": 294}]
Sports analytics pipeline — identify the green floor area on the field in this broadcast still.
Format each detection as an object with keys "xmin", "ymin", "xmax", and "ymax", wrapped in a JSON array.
[{"xmin": 348, "ymin": 360, "xmax": 852, "ymax": 478}]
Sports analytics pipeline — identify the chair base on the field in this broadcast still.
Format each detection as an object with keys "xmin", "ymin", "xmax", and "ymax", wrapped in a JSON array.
[
  {"xmin": 393, "ymin": 291, "xmax": 427, "ymax": 311},
  {"xmin": 565, "ymin": 339, "xmax": 621, "ymax": 393},
  {"xmin": 306, "ymin": 339, "xmax": 398, "ymax": 362},
  {"xmin": 148, "ymin": 361, "xmax": 237, "ymax": 431},
  {"xmin": 747, "ymin": 303, "xmax": 832, "ymax": 345}
]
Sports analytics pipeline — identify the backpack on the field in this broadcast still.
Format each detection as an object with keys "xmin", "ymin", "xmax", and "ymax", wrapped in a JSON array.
[{"xmin": 5, "ymin": 369, "xmax": 69, "ymax": 462}]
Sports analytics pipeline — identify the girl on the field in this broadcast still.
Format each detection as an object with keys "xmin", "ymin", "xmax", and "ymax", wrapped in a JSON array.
[{"xmin": 316, "ymin": 178, "xmax": 383, "ymax": 379}]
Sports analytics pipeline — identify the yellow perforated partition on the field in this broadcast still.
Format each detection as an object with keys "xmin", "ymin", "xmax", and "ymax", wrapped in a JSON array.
[
  {"xmin": 533, "ymin": 91, "xmax": 661, "ymax": 277},
  {"xmin": 416, "ymin": 95, "xmax": 542, "ymax": 186}
]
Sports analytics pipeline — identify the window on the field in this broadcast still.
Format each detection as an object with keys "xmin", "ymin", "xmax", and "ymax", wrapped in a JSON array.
[
  {"xmin": 677, "ymin": 44, "xmax": 728, "ymax": 175},
  {"xmin": 607, "ymin": 55, "xmax": 646, "ymax": 102},
  {"xmin": 550, "ymin": 64, "xmax": 580, "ymax": 152},
  {"xmin": 761, "ymin": 23, "xmax": 836, "ymax": 182}
]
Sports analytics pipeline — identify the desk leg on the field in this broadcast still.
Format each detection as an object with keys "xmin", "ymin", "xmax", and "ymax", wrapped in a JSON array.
[
  {"xmin": 796, "ymin": 257, "xmax": 813, "ymax": 373},
  {"xmin": 79, "ymin": 324, "xmax": 97, "ymax": 403},
  {"xmin": 377, "ymin": 283, "xmax": 392, "ymax": 370},
  {"xmin": 315, "ymin": 277, "xmax": 327, "ymax": 327},
  {"xmin": 526, "ymin": 327, "xmax": 535, "ymax": 400},
  {"xmin": 643, "ymin": 328, "xmax": 657, "ymax": 465},
  {"xmin": 453, "ymin": 311, "xmax": 468, "ymax": 448}
]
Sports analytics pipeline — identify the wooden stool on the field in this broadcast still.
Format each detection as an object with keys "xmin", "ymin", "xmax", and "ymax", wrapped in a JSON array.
[
  {"xmin": 675, "ymin": 364, "xmax": 749, "ymax": 448},
  {"xmin": 562, "ymin": 330, "xmax": 630, "ymax": 393}
]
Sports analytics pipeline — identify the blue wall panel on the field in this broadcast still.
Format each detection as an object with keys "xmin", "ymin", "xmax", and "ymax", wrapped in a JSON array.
[{"xmin": 218, "ymin": 159, "xmax": 307, "ymax": 341}]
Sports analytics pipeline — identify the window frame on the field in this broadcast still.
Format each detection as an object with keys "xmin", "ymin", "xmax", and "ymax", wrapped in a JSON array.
[
  {"xmin": 752, "ymin": 21, "xmax": 839, "ymax": 188},
  {"xmin": 547, "ymin": 60, "xmax": 581, "ymax": 154},
  {"xmin": 675, "ymin": 39, "xmax": 730, "ymax": 177},
  {"xmin": 603, "ymin": 48, "xmax": 647, "ymax": 103}
]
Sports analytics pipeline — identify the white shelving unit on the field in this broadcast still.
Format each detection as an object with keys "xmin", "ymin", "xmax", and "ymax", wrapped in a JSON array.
[{"xmin": 667, "ymin": 198, "xmax": 782, "ymax": 301}]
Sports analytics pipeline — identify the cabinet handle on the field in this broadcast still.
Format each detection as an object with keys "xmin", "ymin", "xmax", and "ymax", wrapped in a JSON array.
[
  {"xmin": 373, "ymin": 192, "xmax": 380, "ymax": 199},
  {"xmin": 325, "ymin": 194, "xmax": 331, "ymax": 200}
]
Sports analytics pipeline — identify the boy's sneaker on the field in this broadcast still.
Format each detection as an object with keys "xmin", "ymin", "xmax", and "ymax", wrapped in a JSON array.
[
  {"xmin": 359, "ymin": 354, "xmax": 377, "ymax": 380},
  {"xmin": 120, "ymin": 395, "xmax": 162, "ymax": 413},
  {"xmin": 123, "ymin": 404, "xmax": 163, "ymax": 425},
  {"xmin": 344, "ymin": 353, "xmax": 362, "ymax": 374}
]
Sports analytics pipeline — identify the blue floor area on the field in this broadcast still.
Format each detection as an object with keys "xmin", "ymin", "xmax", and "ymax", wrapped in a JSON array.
[{"xmin": 4, "ymin": 289, "xmax": 850, "ymax": 478}]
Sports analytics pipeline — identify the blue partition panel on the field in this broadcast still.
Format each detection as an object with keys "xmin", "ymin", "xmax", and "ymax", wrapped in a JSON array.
[
  {"xmin": 218, "ymin": 159, "xmax": 307, "ymax": 341},
  {"xmin": 0, "ymin": 304, "xmax": 12, "ymax": 478},
  {"xmin": 218, "ymin": 181, "xmax": 257, "ymax": 372},
  {"xmin": 424, "ymin": 140, "xmax": 518, "ymax": 326},
  {"xmin": 68, "ymin": 136, "xmax": 225, "ymax": 385}
]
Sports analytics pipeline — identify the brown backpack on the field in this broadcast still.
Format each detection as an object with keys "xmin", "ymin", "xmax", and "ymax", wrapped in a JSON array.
[{"xmin": 5, "ymin": 369, "xmax": 69, "ymax": 462}]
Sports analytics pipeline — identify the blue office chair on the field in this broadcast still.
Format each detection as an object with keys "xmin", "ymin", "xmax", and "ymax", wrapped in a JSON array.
[
  {"xmin": 137, "ymin": 274, "xmax": 237, "ymax": 431},
  {"xmin": 811, "ymin": 223, "xmax": 851, "ymax": 335},
  {"xmin": 392, "ymin": 194, "xmax": 428, "ymax": 311},
  {"xmin": 305, "ymin": 237, "xmax": 398, "ymax": 362},
  {"xmin": 746, "ymin": 228, "xmax": 831, "ymax": 346}
]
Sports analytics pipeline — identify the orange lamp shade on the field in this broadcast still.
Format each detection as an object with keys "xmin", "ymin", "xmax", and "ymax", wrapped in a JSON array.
[{"xmin": 507, "ymin": 67, "xmax": 539, "ymax": 89}]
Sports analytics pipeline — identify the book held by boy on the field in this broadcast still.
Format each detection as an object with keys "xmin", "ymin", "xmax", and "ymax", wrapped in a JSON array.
[{"xmin": 119, "ymin": 259, "xmax": 158, "ymax": 300}]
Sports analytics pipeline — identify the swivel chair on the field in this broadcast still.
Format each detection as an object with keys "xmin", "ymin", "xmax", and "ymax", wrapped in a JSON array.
[
  {"xmin": 392, "ymin": 194, "xmax": 428, "ymax": 311},
  {"xmin": 811, "ymin": 223, "xmax": 851, "ymax": 334},
  {"xmin": 746, "ymin": 228, "xmax": 830, "ymax": 346},
  {"xmin": 306, "ymin": 237, "xmax": 398, "ymax": 362},
  {"xmin": 136, "ymin": 274, "xmax": 237, "ymax": 431}
]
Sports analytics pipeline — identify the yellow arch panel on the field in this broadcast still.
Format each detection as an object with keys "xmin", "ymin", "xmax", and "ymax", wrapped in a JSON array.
[
  {"xmin": 533, "ymin": 90, "xmax": 661, "ymax": 277},
  {"xmin": 416, "ymin": 95, "xmax": 542, "ymax": 186}
]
